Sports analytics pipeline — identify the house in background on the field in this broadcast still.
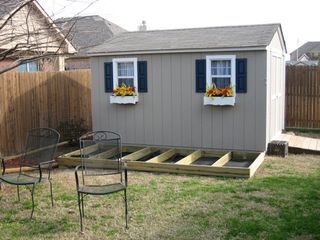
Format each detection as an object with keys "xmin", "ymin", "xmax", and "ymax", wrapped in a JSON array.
[
  {"xmin": 0, "ymin": 0, "xmax": 76, "ymax": 73},
  {"xmin": 88, "ymin": 23, "xmax": 286, "ymax": 152},
  {"xmin": 55, "ymin": 15, "xmax": 126, "ymax": 70},
  {"xmin": 289, "ymin": 41, "xmax": 320, "ymax": 65}
]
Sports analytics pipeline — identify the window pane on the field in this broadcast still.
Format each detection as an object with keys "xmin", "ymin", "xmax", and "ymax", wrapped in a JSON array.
[
  {"xmin": 211, "ymin": 60, "xmax": 231, "ymax": 75},
  {"xmin": 18, "ymin": 63, "xmax": 27, "ymax": 72},
  {"xmin": 212, "ymin": 77, "xmax": 231, "ymax": 88},
  {"xmin": 118, "ymin": 62, "xmax": 134, "ymax": 77},
  {"xmin": 118, "ymin": 78, "xmax": 134, "ymax": 87},
  {"xmin": 28, "ymin": 61, "xmax": 38, "ymax": 72}
]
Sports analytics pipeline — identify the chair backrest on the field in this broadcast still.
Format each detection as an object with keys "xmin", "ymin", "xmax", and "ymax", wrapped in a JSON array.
[
  {"xmin": 21, "ymin": 128, "xmax": 60, "ymax": 167},
  {"xmin": 79, "ymin": 131, "xmax": 122, "ymax": 176}
]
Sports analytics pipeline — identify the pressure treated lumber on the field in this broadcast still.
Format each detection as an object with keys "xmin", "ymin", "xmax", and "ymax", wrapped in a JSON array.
[
  {"xmin": 176, "ymin": 150, "xmax": 202, "ymax": 165},
  {"xmin": 147, "ymin": 149, "xmax": 176, "ymax": 163},
  {"xmin": 212, "ymin": 152, "xmax": 232, "ymax": 166}
]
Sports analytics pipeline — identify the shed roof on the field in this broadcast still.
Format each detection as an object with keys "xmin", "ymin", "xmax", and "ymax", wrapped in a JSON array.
[
  {"xmin": 88, "ymin": 23, "xmax": 284, "ymax": 55},
  {"xmin": 55, "ymin": 15, "xmax": 126, "ymax": 56}
]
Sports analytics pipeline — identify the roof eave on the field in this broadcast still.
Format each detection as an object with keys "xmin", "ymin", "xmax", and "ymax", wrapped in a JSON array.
[{"xmin": 88, "ymin": 46, "xmax": 268, "ymax": 57}]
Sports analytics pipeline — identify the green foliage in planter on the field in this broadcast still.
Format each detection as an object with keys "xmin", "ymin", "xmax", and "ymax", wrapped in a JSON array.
[{"xmin": 57, "ymin": 119, "xmax": 88, "ymax": 146}]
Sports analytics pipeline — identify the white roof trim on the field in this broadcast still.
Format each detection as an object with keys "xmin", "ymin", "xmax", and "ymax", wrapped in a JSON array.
[{"xmin": 88, "ymin": 46, "xmax": 267, "ymax": 57}]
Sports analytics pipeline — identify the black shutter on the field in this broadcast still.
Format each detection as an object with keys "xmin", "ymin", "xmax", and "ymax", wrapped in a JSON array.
[
  {"xmin": 236, "ymin": 58, "xmax": 247, "ymax": 93},
  {"xmin": 104, "ymin": 62, "xmax": 113, "ymax": 92},
  {"xmin": 138, "ymin": 61, "xmax": 148, "ymax": 92},
  {"xmin": 196, "ymin": 59, "xmax": 206, "ymax": 92}
]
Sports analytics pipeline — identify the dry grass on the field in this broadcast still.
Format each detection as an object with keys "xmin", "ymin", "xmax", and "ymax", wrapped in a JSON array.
[{"xmin": 0, "ymin": 154, "xmax": 320, "ymax": 239}]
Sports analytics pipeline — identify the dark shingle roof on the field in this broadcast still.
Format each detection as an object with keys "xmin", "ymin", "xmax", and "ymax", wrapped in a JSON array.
[
  {"xmin": 290, "ymin": 42, "xmax": 320, "ymax": 61},
  {"xmin": 55, "ymin": 15, "xmax": 126, "ymax": 56},
  {"xmin": 89, "ymin": 23, "xmax": 282, "ymax": 55},
  {"xmin": 0, "ymin": 0, "xmax": 24, "ymax": 19}
]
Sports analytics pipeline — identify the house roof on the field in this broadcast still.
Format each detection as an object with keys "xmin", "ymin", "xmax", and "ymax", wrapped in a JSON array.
[
  {"xmin": 55, "ymin": 15, "xmax": 126, "ymax": 56},
  {"xmin": 286, "ymin": 60, "xmax": 319, "ymax": 66},
  {"xmin": 88, "ymin": 23, "xmax": 284, "ymax": 56},
  {"xmin": 0, "ymin": 0, "xmax": 24, "ymax": 19},
  {"xmin": 290, "ymin": 42, "xmax": 320, "ymax": 61}
]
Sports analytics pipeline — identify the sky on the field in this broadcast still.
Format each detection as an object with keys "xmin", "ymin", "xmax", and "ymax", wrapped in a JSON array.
[{"xmin": 39, "ymin": 0, "xmax": 320, "ymax": 55}]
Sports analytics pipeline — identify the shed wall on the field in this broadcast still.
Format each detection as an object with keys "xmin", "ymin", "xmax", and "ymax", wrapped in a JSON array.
[{"xmin": 91, "ymin": 51, "xmax": 267, "ymax": 151}]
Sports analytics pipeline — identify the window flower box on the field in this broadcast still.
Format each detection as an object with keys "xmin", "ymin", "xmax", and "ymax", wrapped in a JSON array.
[
  {"xmin": 203, "ymin": 96, "xmax": 235, "ymax": 106},
  {"xmin": 110, "ymin": 84, "xmax": 138, "ymax": 104},
  {"xmin": 204, "ymin": 85, "xmax": 235, "ymax": 106},
  {"xmin": 110, "ymin": 95, "xmax": 139, "ymax": 104}
]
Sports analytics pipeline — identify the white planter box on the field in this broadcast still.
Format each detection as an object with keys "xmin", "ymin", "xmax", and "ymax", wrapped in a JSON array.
[
  {"xmin": 203, "ymin": 96, "xmax": 235, "ymax": 106},
  {"xmin": 110, "ymin": 95, "xmax": 139, "ymax": 104}
]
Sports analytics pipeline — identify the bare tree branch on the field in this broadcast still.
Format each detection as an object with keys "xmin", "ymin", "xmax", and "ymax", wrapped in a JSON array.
[{"xmin": 0, "ymin": 0, "xmax": 98, "ymax": 74}]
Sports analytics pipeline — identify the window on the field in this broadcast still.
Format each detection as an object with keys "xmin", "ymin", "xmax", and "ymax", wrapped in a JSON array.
[
  {"xmin": 206, "ymin": 55, "xmax": 236, "ymax": 88},
  {"xmin": 113, "ymin": 58, "xmax": 138, "ymax": 90},
  {"xmin": 18, "ymin": 61, "xmax": 39, "ymax": 72}
]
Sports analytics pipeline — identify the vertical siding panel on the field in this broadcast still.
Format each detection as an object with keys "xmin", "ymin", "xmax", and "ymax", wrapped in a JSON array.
[
  {"xmin": 125, "ymin": 105, "xmax": 135, "ymax": 143},
  {"xmin": 171, "ymin": 54, "xmax": 182, "ymax": 146},
  {"xmin": 161, "ymin": 54, "xmax": 173, "ymax": 146},
  {"xmin": 144, "ymin": 56, "xmax": 154, "ymax": 145},
  {"xmin": 152, "ymin": 55, "xmax": 163, "ymax": 145},
  {"xmin": 211, "ymin": 106, "xmax": 223, "ymax": 149},
  {"xmin": 222, "ymin": 108, "xmax": 234, "ymax": 149},
  {"xmin": 91, "ymin": 57, "xmax": 102, "ymax": 131},
  {"xmin": 180, "ymin": 54, "xmax": 192, "ymax": 147},
  {"xmin": 244, "ymin": 52, "xmax": 257, "ymax": 151},
  {"xmin": 191, "ymin": 53, "xmax": 203, "ymax": 148}
]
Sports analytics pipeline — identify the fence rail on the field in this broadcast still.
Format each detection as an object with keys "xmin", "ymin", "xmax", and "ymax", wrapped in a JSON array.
[
  {"xmin": 286, "ymin": 66, "xmax": 320, "ymax": 129},
  {"xmin": 0, "ymin": 70, "xmax": 92, "ymax": 155}
]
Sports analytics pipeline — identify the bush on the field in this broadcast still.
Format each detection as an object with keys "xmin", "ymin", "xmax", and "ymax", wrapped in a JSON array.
[{"xmin": 57, "ymin": 119, "xmax": 88, "ymax": 146}]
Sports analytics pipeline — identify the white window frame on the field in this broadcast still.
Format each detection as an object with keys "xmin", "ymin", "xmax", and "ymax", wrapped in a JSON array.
[
  {"xmin": 206, "ymin": 55, "xmax": 236, "ymax": 91},
  {"xmin": 112, "ymin": 57, "xmax": 138, "ymax": 93}
]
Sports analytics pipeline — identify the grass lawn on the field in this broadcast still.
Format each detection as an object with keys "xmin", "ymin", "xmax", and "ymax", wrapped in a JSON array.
[{"xmin": 0, "ymin": 154, "xmax": 320, "ymax": 239}]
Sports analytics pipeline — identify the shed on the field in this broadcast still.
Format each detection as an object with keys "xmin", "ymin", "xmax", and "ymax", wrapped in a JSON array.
[{"xmin": 88, "ymin": 23, "xmax": 286, "ymax": 152}]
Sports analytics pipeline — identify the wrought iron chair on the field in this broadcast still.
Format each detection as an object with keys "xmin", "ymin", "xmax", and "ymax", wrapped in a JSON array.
[
  {"xmin": 75, "ymin": 131, "xmax": 128, "ymax": 232},
  {"xmin": 0, "ymin": 128, "xmax": 60, "ymax": 218}
]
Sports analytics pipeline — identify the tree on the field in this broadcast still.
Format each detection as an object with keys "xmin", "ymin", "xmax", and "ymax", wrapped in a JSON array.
[{"xmin": 0, "ymin": 0, "xmax": 96, "ymax": 74}]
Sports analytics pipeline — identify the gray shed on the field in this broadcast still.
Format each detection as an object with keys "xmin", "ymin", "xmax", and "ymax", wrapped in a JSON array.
[{"xmin": 88, "ymin": 23, "xmax": 286, "ymax": 152}]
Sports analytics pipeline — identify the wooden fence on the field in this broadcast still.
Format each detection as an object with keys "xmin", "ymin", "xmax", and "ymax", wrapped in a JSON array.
[
  {"xmin": 286, "ymin": 66, "xmax": 320, "ymax": 129},
  {"xmin": 0, "ymin": 70, "xmax": 92, "ymax": 155}
]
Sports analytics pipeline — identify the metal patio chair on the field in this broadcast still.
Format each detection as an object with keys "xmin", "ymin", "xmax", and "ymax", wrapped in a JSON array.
[
  {"xmin": 75, "ymin": 131, "xmax": 128, "ymax": 232},
  {"xmin": 0, "ymin": 128, "xmax": 60, "ymax": 218}
]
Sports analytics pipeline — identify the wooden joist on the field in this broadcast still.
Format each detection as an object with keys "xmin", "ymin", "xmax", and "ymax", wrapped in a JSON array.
[
  {"xmin": 176, "ymin": 150, "xmax": 202, "ymax": 165},
  {"xmin": 212, "ymin": 152, "xmax": 231, "ymax": 167},
  {"xmin": 122, "ymin": 147, "xmax": 158, "ymax": 161},
  {"xmin": 147, "ymin": 149, "xmax": 176, "ymax": 163}
]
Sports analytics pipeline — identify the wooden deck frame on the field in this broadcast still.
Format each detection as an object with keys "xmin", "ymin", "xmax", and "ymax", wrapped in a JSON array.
[{"xmin": 57, "ymin": 145, "xmax": 266, "ymax": 178}]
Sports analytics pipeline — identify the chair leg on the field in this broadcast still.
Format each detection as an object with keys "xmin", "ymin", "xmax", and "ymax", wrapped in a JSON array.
[
  {"xmin": 49, "ymin": 179, "xmax": 54, "ymax": 207},
  {"xmin": 81, "ymin": 193, "xmax": 85, "ymax": 218},
  {"xmin": 77, "ymin": 192, "xmax": 83, "ymax": 232},
  {"xmin": 17, "ymin": 185, "xmax": 20, "ymax": 201},
  {"xmin": 124, "ymin": 189, "xmax": 128, "ymax": 229},
  {"xmin": 30, "ymin": 184, "xmax": 35, "ymax": 219}
]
